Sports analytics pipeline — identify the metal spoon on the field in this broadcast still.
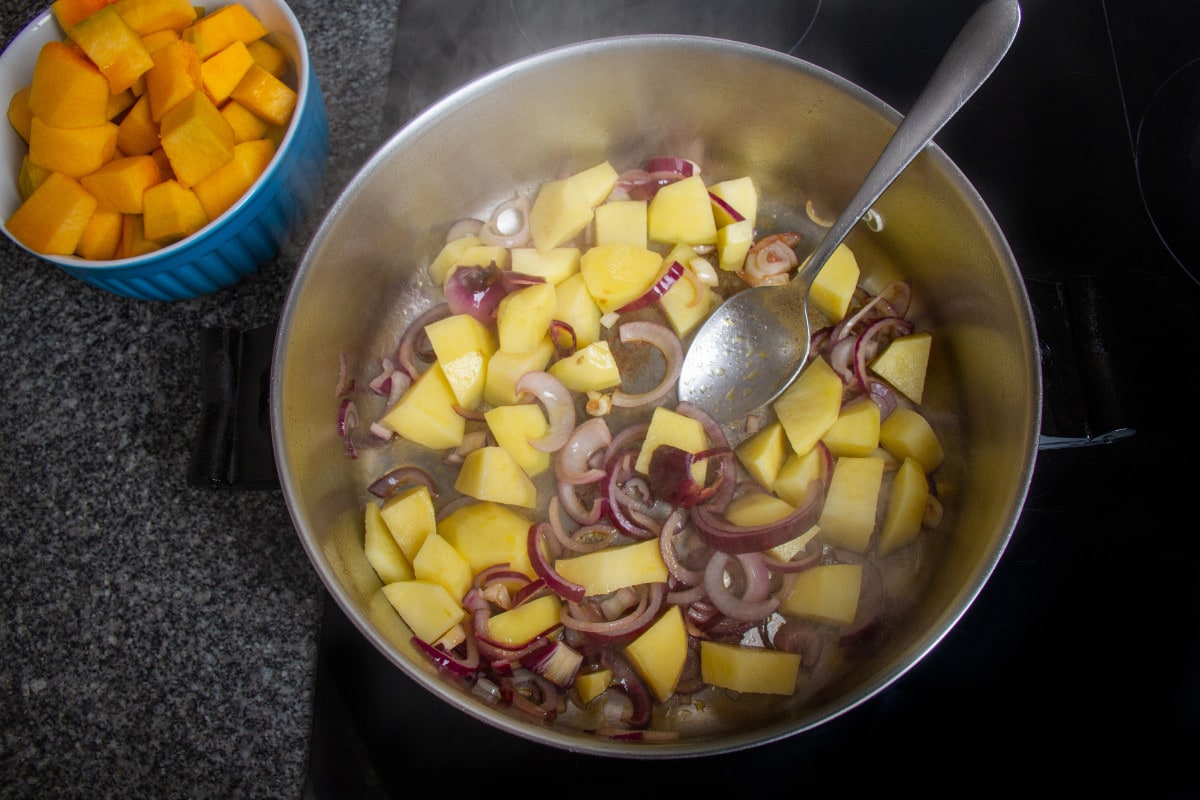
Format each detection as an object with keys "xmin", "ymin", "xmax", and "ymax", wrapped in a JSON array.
[{"xmin": 676, "ymin": 0, "xmax": 1022, "ymax": 423}]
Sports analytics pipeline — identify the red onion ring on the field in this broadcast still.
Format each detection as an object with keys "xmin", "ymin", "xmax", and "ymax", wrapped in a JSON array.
[
  {"xmin": 616, "ymin": 260, "xmax": 685, "ymax": 313},
  {"xmin": 528, "ymin": 523, "xmax": 586, "ymax": 603},
  {"xmin": 395, "ymin": 303, "xmax": 451, "ymax": 380},
  {"xmin": 515, "ymin": 370, "xmax": 575, "ymax": 453},
  {"xmin": 691, "ymin": 488, "xmax": 823, "ymax": 555},
  {"xmin": 703, "ymin": 551, "xmax": 780, "ymax": 621},
  {"xmin": 367, "ymin": 465, "xmax": 440, "ymax": 500},
  {"xmin": 477, "ymin": 191, "xmax": 532, "ymax": 248},
  {"xmin": 611, "ymin": 321, "xmax": 683, "ymax": 408},
  {"xmin": 411, "ymin": 634, "xmax": 479, "ymax": 679},
  {"xmin": 554, "ymin": 416, "xmax": 611, "ymax": 485}
]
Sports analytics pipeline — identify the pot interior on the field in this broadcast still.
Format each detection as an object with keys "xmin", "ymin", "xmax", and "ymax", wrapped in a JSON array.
[{"xmin": 272, "ymin": 35, "xmax": 1040, "ymax": 756}]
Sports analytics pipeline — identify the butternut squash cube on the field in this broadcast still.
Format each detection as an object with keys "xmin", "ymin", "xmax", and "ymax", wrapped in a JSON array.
[
  {"xmin": 51, "ymin": 0, "xmax": 119, "ymax": 29},
  {"xmin": 115, "ymin": 94, "xmax": 160, "ymax": 155},
  {"xmin": 779, "ymin": 562, "xmax": 863, "ymax": 625},
  {"xmin": 80, "ymin": 154, "xmax": 162, "ymax": 213},
  {"xmin": 140, "ymin": 28, "xmax": 180, "ymax": 55},
  {"xmin": 381, "ymin": 580, "xmax": 465, "ymax": 645},
  {"xmin": 28, "ymin": 117, "xmax": 118, "ymax": 178},
  {"xmin": 192, "ymin": 137, "xmax": 274, "ymax": 219},
  {"xmin": 144, "ymin": 38, "xmax": 202, "ymax": 122},
  {"xmin": 553, "ymin": 539, "xmax": 668, "ymax": 597},
  {"xmin": 484, "ymin": 403, "xmax": 550, "ymax": 477},
  {"xmin": 436, "ymin": 501, "xmax": 537, "ymax": 578},
  {"xmin": 219, "ymin": 98, "xmax": 270, "ymax": 143},
  {"xmin": 454, "ymin": 446, "xmax": 538, "ymax": 509},
  {"xmin": 246, "ymin": 38, "xmax": 287, "ymax": 77},
  {"xmin": 27, "ymin": 41, "xmax": 111, "ymax": 129},
  {"xmin": 807, "ymin": 242, "xmax": 860, "ymax": 322},
  {"xmin": 483, "ymin": 336, "xmax": 554, "ymax": 407},
  {"xmin": 141, "ymin": 178, "xmax": 208, "ymax": 241},
  {"xmin": 486, "ymin": 595, "xmax": 562, "ymax": 647},
  {"xmin": 6, "ymin": 171, "xmax": 98, "ymax": 255},
  {"xmin": 200, "ymin": 40, "xmax": 254, "ymax": 105},
  {"xmin": 67, "ymin": 6, "xmax": 155, "ymax": 94},
  {"xmin": 548, "ymin": 341, "xmax": 621, "ymax": 393},
  {"xmin": 380, "ymin": 362, "xmax": 466, "ymax": 450},
  {"xmin": 624, "ymin": 605, "xmax": 687, "ymax": 702},
  {"xmin": 817, "ymin": 456, "xmax": 885, "ymax": 554},
  {"xmin": 363, "ymin": 501, "xmax": 414, "ymax": 585},
  {"xmin": 378, "ymin": 485, "xmax": 437, "ymax": 563},
  {"xmin": 510, "ymin": 247, "xmax": 580, "ymax": 285},
  {"xmin": 112, "ymin": 0, "xmax": 197, "ymax": 35},
  {"xmin": 413, "ymin": 533, "xmax": 474, "ymax": 602},
  {"xmin": 158, "ymin": 90, "xmax": 235, "ymax": 187},
  {"xmin": 114, "ymin": 212, "xmax": 161, "ymax": 257},
  {"xmin": 593, "ymin": 199, "xmax": 648, "ymax": 248},
  {"xmin": 74, "ymin": 208, "xmax": 123, "ymax": 260},
  {"xmin": 647, "ymin": 174, "xmax": 718, "ymax": 246},
  {"xmin": 182, "ymin": 3, "xmax": 268, "ymax": 59},
  {"xmin": 773, "ymin": 356, "xmax": 844, "ymax": 457},
  {"xmin": 17, "ymin": 157, "xmax": 51, "ymax": 199},
  {"xmin": 7, "ymin": 86, "xmax": 33, "ymax": 143},
  {"xmin": 821, "ymin": 395, "xmax": 881, "ymax": 457},
  {"xmin": 229, "ymin": 63, "xmax": 295, "ymax": 126},
  {"xmin": 106, "ymin": 87, "xmax": 136, "ymax": 119},
  {"xmin": 877, "ymin": 457, "xmax": 930, "ymax": 557},
  {"xmin": 700, "ymin": 640, "xmax": 800, "ymax": 695}
]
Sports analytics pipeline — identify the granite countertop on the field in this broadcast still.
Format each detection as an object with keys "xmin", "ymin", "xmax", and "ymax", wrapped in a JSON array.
[{"xmin": 0, "ymin": 1, "xmax": 400, "ymax": 796}]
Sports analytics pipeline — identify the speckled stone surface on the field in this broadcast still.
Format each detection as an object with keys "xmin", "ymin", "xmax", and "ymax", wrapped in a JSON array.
[{"xmin": 0, "ymin": 1, "xmax": 399, "ymax": 796}]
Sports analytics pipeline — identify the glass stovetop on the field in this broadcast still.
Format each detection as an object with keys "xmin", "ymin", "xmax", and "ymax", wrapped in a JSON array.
[{"xmin": 301, "ymin": 2, "xmax": 1200, "ymax": 795}]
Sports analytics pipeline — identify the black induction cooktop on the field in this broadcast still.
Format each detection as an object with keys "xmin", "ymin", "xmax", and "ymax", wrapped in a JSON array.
[{"xmin": 300, "ymin": 2, "xmax": 1200, "ymax": 795}]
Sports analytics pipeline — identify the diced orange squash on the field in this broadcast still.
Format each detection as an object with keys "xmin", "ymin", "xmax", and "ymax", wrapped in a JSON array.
[
  {"xmin": 75, "ymin": 208, "xmax": 123, "ymax": 259},
  {"xmin": 6, "ymin": 171, "xmax": 99, "ymax": 255},
  {"xmin": 79, "ymin": 154, "xmax": 162, "ymax": 212},
  {"xmin": 149, "ymin": 146, "xmax": 173, "ymax": 179},
  {"xmin": 27, "ymin": 117, "xmax": 119, "ymax": 177},
  {"xmin": 7, "ymin": 86, "xmax": 33, "ymax": 143},
  {"xmin": 112, "ymin": 0, "xmax": 197, "ymax": 35},
  {"xmin": 246, "ymin": 39, "xmax": 286, "ymax": 77},
  {"xmin": 114, "ymin": 212, "xmax": 161, "ymax": 257},
  {"xmin": 192, "ymin": 137, "xmax": 273, "ymax": 218},
  {"xmin": 229, "ymin": 63, "xmax": 295, "ymax": 127},
  {"xmin": 106, "ymin": 88, "xmax": 136, "ymax": 119},
  {"xmin": 144, "ymin": 38, "xmax": 202, "ymax": 121},
  {"xmin": 140, "ymin": 28, "xmax": 180, "ymax": 55},
  {"xmin": 142, "ymin": 178, "xmax": 207, "ymax": 240},
  {"xmin": 66, "ymin": 6, "xmax": 155, "ymax": 94},
  {"xmin": 183, "ymin": 3, "xmax": 268, "ymax": 59},
  {"xmin": 219, "ymin": 98, "xmax": 269, "ymax": 142},
  {"xmin": 158, "ymin": 90, "xmax": 234, "ymax": 186},
  {"xmin": 51, "ymin": 0, "xmax": 119, "ymax": 30},
  {"xmin": 200, "ymin": 40, "xmax": 254, "ymax": 105},
  {"xmin": 115, "ymin": 94, "xmax": 160, "ymax": 155},
  {"xmin": 17, "ymin": 156, "xmax": 52, "ymax": 199},
  {"xmin": 27, "ymin": 41, "xmax": 111, "ymax": 128}
]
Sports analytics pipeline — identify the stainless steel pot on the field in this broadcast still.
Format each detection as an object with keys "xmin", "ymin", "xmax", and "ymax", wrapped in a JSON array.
[{"xmin": 271, "ymin": 35, "xmax": 1041, "ymax": 756}]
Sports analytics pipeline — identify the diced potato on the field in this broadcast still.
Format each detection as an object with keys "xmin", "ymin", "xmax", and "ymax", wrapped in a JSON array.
[
  {"xmin": 593, "ymin": 199, "xmax": 648, "ymax": 248},
  {"xmin": 700, "ymin": 640, "xmax": 800, "ymax": 695},
  {"xmin": 554, "ymin": 272, "xmax": 602, "ymax": 347},
  {"xmin": 553, "ymin": 539, "xmax": 668, "ymax": 597},
  {"xmin": 734, "ymin": 420, "xmax": 787, "ymax": 488},
  {"xmin": 817, "ymin": 456, "xmax": 885, "ymax": 553},
  {"xmin": 820, "ymin": 395, "xmax": 881, "ymax": 457},
  {"xmin": 412, "ymin": 532, "xmax": 474, "ymax": 602},
  {"xmin": 624, "ymin": 605, "xmax": 687, "ymax": 702},
  {"xmin": 772, "ymin": 444, "xmax": 828, "ymax": 509},
  {"xmin": 708, "ymin": 176, "xmax": 759, "ymax": 227},
  {"xmin": 378, "ymin": 485, "xmax": 437, "ymax": 562},
  {"xmin": 876, "ymin": 457, "xmax": 929, "ymax": 557},
  {"xmin": 437, "ymin": 501, "xmax": 537, "ymax": 578},
  {"xmin": 380, "ymin": 363, "xmax": 466, "ymax": 451},
  {"xmin": 878, "ymin": 407, "xmax": 944, "ymax": 474},
  {"xmin": 647, "ymin": 174, "xmax": 717, "ymax": 246},
  {"xmin": 496, "ymin": 281, "xmax": 557, "ymax": 354},
  {"xmin": 382, "ymin": 580, "xmax": 465, "ymax": 644},
  {"xmin": 454, "ymin": 446, "xmax": 538, "ymax": 509},
  {"xmin": 779, "ymin": 563, "xmax": 863, "ymax": 625},
  {"xmin": 773, "ymin": 357, "xmax": 843, "ymax": 456},
  {"xmin": 870, "ymin": 331, "xmax": 932, "ymax": 404},
  {"xmin": 807, "ymin": 242, "xmax": 860, "ymax": 322},
  {"xmin": 579, "ymin": 243, "xmax": 664, "ymax": 314},
  {"xmin": 569, "ymin": 160, "xmax": 620, "ymax": 206},
  {"xmin": 363, "ymin": 501, "xmax": 414, "ymax": 584},
  {"xmin": 766, "ymin": 524, "xmax": 820, "ymax": 564},
  {"xmin": 425, "ymin": 313, "xmax": 497, "ymax": 409},
  {"xmin": 659, "ymin": 247, "xmax": 718, "ymax": 338},
  {"xmin": 548, "ymin": 341, "xmax": 621, "ymax": 393},
  {"xmin": 486, "ymin": 594, "xmax": 562, "ymax": 647},
  {"xmin": 716, "ymin": 219, "xmax": 754, "ymax": 271},
  {"xmin": 573, "ymin": 668, "xmax": 612, "ymax": 705},
  {"xmin": 723, "ymin": 493, "xmax": 794, "ymax": 526},
  {"xmin": 634, "ymin": 406, "xmax": 709, "ymax": 481},
  {"xmin": 510, "ymin": 247, "xmax": 580, "ymax": 284},
  {"xmin": 483, "ymin": 336, "xmax": 554, "ymax": 407},
  {"xmin": 484, "ymin": 403, "xmax": 550, "ymax": 477},
  {"xmin": 427, "ymin": 234, "xmax": 481, "ymax": 285},
  {"xmin": 528, "ymin": 161, "xmax": 617, "ymax": 251}
]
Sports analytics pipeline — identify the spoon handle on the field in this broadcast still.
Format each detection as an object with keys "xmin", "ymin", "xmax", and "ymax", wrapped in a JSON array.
[{"xmin": 796, "ymin": 0, "xmax": 1021, "ymax": 285}]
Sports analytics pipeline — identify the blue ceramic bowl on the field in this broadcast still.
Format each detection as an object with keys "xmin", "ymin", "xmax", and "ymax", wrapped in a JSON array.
[{"xmin": 0, "ymin": 0, "xmax": 328, "ymax": 301}]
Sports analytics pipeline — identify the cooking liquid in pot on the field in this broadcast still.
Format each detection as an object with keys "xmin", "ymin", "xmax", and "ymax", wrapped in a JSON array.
[{"xmin": 340, "ymin": 158, "xmax": 952, "ymax": 739}]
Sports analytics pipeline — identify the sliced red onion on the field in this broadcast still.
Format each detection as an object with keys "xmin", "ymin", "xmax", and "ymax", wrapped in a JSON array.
[
  {"xmin": 445, "ymin": 217, "xmax": 483, "ymax": 241},
  {"xmin": 707, "ymin": 191, "xmax": 745, "ymax": 223},
  {"xmin": 554, "ymin": 416, "xmax": 611, "ymax": 485},
  {"xmin": 561, "ymin": 583, "xmax": 664, "ymax": 643},
  {"xmin": 611, "ymin": 321, "xmax": 683, "ymax": 408},
  {"xmin": 658, "ymin": 508, "xmax": 704, "ymax": 586},
  {"xmin": 549, "ymin": 319, "xmax": 578, "ymax": 356},
  {"xmin": 367, "ymin": 465, "xmax": 440, "ymax": 500},
  {"xmin": 528, "ymin": 522, "xmax": 586, "ymax": 603},
  {"xmin": 395, "ymin": 303, "xmax": 451, "ymax": 379},
  {"xmin": 443, "ymin": 265, "xmax": 519, "ymax": 324},
  {"xmin": 644, "ymin": 156, "xmax": 699, "ymax": 177},
  {"xmin": 600, "ymin": 647, "xmax": 654, "ymax": 729},
  {"xmin": 648, "ymin": 445, "xmax": 729, "ymax": 508},
  {"xmin": 336, "ymin": 397, "xmax": 358, "ymax": 438},
  {"xmin": 516, "ymin": 371, "xmax": 575, "ymax": 453},
  {"xmin": 411, "ymin": 634, "xmax": 479, "ymax": 678},
  {"xmin": 477, "ymin": 191, "xmax": 532, "ymax": 249},
  {"xmin": 852, "ymin": 316, "xmax": 914, "ymax": 392},
  {"xmin": 334, "ymin": 351, "xmax": 353, "ymax": 397},
  {"xmin": 519, "ymin": 639, "xmax": 583, "ymax": 688},
  {"xmin": 692, "ymin": 488, "xmax": 823, "ymax": 555},
  {"xmin": 616, "ymin": 260, "xmax": 685, "ymax": 313},
  {"xmin": 703, "ymin": 551, "xmax": 780, "ymax": 621}
]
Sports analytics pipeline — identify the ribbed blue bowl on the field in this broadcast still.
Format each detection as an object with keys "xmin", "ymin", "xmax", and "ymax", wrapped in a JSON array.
[{"xmin": 0, "ymin": 0, "xmax": 329, "ymax": 301}]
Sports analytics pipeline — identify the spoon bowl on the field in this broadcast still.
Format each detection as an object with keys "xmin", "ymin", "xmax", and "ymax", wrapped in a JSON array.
[{"xmin": 677, "ymin": 0, "xmax": 1022, "ymax": 423}]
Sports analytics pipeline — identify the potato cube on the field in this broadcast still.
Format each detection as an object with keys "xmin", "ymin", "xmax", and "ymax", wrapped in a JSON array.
[
  {"xmin": 708, "ymin": 176, "xmax": 759, "ymax": 227},
  {"xmin": 427, "ymin": 234, "xmax": 480, "ymax": 285},
  {"xmin": 27, "ymin": 41, "xmax": 110, "ymax": 128},
  {"xmin": 6, "ymin": 171, "xmax": 97, "ymax": 256},
  {"xmin": 634, "ymin": 406, "xmax": 709, "ymax": 480},
  {"xmin": 437, "ymin": 501, "xmax": 536, "ymax": 578},
  {"xmin": 380, "ymin": 362, "xmax": 466, "ymax": 451},
  {"xmin": 424, "ymin": 313, "xmax": 496, "ymax": 409},
  {"xmin": 579, "ymin": 243, "xmax": 664, "ymax": 314},
  {"xmin": 878, "ymin": 407, "xmax": 944, "ymax": 474},
  {"xmin": 510, "ymin": 247, "xmax": 580, "ymax": 284},
  {"xmin": 553, "ymin": 539, "xmax": 668, "ymax": 597},
  {"xmin": 734, "ymin": 420, "xmax": 788, "ymax": 488},
  {"xmin": 869, "ymin": 331, "xmax": 932, "ymax": 404},
  {"xmin": 528, "ymin": 161, "xmax": 618, "ymax": 251},
  {"xmin": 773, "ymin": 356, "xmax": 843, "ymax": 456},
  {"xmin": 573, "ymin": 669, "xmax": 612, "ymax": 705},
  {"xmin": 877, "ymin": 457, "xmax": 929, "ymax": 557},
  {"xmin": 548, "ymin": 341, "xmax": 621, "ymax": 393},
  {"xmin": 659, "ymin": 249, "xmax": 718, "ymax": 338},
  {"xmin": 700, "ymin": 640, "xmax": 800, "ymax": 695},
  {"xmin": 723, "ymin": 493, "xmax": 795, "ymax": 527},
  {"xmin": 716, "ymin": 218, "xmax": 754, "ymax": 270},
  {"xmin": 496, "ymin": 281, "xmax": 557, "ymax": 354},
  {"xmin": 363, "ymin": 501, "xmax": 414, "ymax": 585},
  {"xmin": 772, "ymin": 444, "xmax": 828, "ymax": 509},
  {"xmin": 817, "ymin": 456, "xmax": 885, "ymax": 553},
  {"xmin": 647, "ymin": 175, "xmax": 717, "ymax": 246},
  {"xmin": 593, "ymin": 199, "xmax": 648, "ymax": 248},
  {"xmin": 779, "ymin": 563, "xmax": 863, "ymax": 625},
  {"xmin": 486, "ymin": 594, "xmax": 562, "ymax": 647},
  {"xmin": 413, "ymin": 532, "xmax": 474, "ymax": 602},
  {"xmin": 624, "ymin": 605, "xmax": 687, "ymax": 702},
  {"xmin": 484, "ymin": 403, "xmax": 550, "ymax": 477},
  {"xmin": 454, "ymin": 446, "xmax": 538, "ymax": 509},
  {"xmin": 807, "ymin": 242, "xmax": 860, "ymax": 322},
  {"xmin": 554, "ymin": 273, "xmax": 602, "ymax": 348},
  {"xmin": 381, "ymin": 580, "xmax": 465, "ymax": 644},
  {"xmin": 483, "ymin": 336, "xmax": 554, "ymax": 407},
  {"xmin": 821, "ymin": 396, "xmax": 881, "ymax": 457},
  {"xmin": 378, "ymin": 485, "xmax": 437, "ymax": 562}
]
